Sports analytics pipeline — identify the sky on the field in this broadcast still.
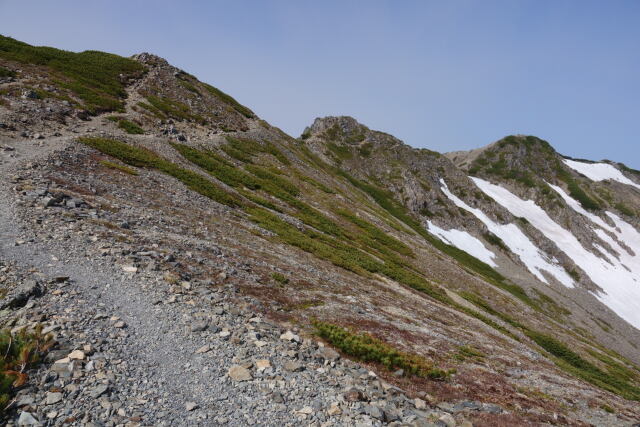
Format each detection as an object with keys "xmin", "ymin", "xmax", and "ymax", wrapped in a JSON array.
[{"xmin": 1, "ymin": 0, "xmax": 639, "ymax": 167}]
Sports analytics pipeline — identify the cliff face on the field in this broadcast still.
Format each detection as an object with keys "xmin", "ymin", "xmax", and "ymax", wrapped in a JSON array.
[{"xmin": 2, "ymin": 35, "xmax": 640, "ymax": 425}]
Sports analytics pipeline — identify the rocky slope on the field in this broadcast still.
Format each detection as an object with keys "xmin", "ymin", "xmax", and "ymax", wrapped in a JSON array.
[{"xmin": 1, "ymin": 35, "xmax": 640, "ymax": 426}]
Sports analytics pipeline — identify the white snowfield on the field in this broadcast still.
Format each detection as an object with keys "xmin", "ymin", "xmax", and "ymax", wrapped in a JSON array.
[
  {"xmin": 471, "ymin": 177, "xmax": 640, "ymax": 330},
  {"xmin": 563, "ymin": 159, "xmax": 640, "ymax": 190},
  {"xmin": 426, "ymin": 221, "xmax": 497, "ymax": 267},
  {"xmin": 439, "ymin": 179, "xmax": 574, "ymax": 287}
]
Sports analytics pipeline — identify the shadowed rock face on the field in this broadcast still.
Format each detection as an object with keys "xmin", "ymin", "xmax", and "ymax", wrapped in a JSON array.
[{"xmin": 2, "ymin": 36, "xmax": 640, "ymax": 425}]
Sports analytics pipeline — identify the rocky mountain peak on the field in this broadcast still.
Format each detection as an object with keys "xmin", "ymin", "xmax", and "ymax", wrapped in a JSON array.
[{"xmin": 130, "ymin": 52, "xmax": 170, "ymax": 67}]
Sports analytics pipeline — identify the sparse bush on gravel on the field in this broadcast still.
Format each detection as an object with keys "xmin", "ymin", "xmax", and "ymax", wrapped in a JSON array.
[
  {"xmin": 0, "ymin": 35, "xmax": 145, "ymax": 113},
  {"xmin": 0, "ymin": 326, "xmax": 54, "ymax": 412},
  {"xmin": 78, "ymin": 137, "xmax": 240, "ymax": 207},
  {"xmin": 313, "ymin": 321, "xmax": 453, "ymax": 380}
]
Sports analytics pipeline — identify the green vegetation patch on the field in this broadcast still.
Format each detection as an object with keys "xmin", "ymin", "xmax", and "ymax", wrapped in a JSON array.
[
  {"xmin": 78, "ymin": 137, "xmax": 240, "ymax": 207},
  {"xmin": 525, "ymin": 330, "xmax": 640, "ymax": 400},
  {"xmin": 271, "ymin": 272, "xmax": 289, "ymax": 285},
  {"xmin": 454, "ymin": 345, "xmax": 485, "ymax": 362},
  {"xmin": 0, "ymin": 35, "xmax": 145, "ymax": 113},
  {"xmin": 336, "ymin": 209, "xmax": 413, "ymax": 257},
  {"xmin": 313, "ymin": 321, "xmax": 453, "ymax": 380},
  {"xmin": 99, "ymin": 160, "xmax": 139, "ymax": 175},
  {"xmin": 247, "ymin": 207, "xmax": 448, "ymax": 303},
  {"xmin": 201, "ymin": 82, "xmax": 254, "ymax": 118},
  {"xmin": 327, "ymin": 142, "xmax": 353, "ymax": 161},
  {"xmin": 0, "ymin": 65, "xmax": 16, "ymax": 78},
  {"xmin": 556, "ymin": 164, "xmax": 601, "ymax": 210},
  {"xmin": 223, "ymin": 136, "xmax": 290, "ymax": 165},
  {"xmin": 0, "ymin": 326, "xmax": 54, "ymax": 412},
  {"xmin": 117, "ymin": 119, "xmax": 144, "ymax": 134},
  {"xmin": 172, "ymin": 143, "xmax": 261, "ymax": 190},
  {"xmin": 143, "ymin": 94, "xmax": 207, "ymax": 124}
]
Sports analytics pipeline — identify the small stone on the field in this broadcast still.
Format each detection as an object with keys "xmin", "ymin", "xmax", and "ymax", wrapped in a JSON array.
[
  {"xmin": 327, "ymin": 402, "xmax": 342, "ymax": 416},
  {"xmin": 68, "ymin": 350, "xmax": 85, "ymax": 360},
  {"xmin": 414, "ymin": 398, "xmax": 427, "ymax": 409},
  {"xmin": 122, "ymin": 265, "xmax": 137, "ymax": 273},
  {"xmin": 296, "ymin": 406, "xmax": 313, "ymax": 415},
  {"xmin": 283, "ymin": 361, "xmax": 303, "ymax": 372},
  {"xmin": 344, "ymin": 388, "xmax": 365, "ymax": 402},
  {"xmin": 460, "ymin": 421, "xmax": 474, "ymax": 427},
  {"xmin": 45, "ymin": 391, "xmax": 63, "ymax": 405},
  {"xmin": 280, "ymin": 330, "xmax": 300, "ymax": 343},
  {"xmin": 190, "ymin": 321, "xmax": 208, "ymax": 332},
  {"xmin": 90, "ymin": 384, "xmax": 109, "ymax": 398},
  {"xmin": 195, "ymin": 345, "xmax": 210, "ymax": 354},
  {"xmin": 365, "ymin": 405, "xmax": 384, "ymax": 420},
  {"xmin": 228, "ymin": 365, "xmax": 252, "ymax": 382},
  {"xmin": 17, "ymin": 411, "xmax": 39, "ymax": 425},
  {"xmin": 393, "ymin": 368, "xmax": 404, "ymax": 377},
  {"xmin": 114, "ymin": 321, "xmax": 126, "ymax": 329},
  {"xmin": 255, "ymin": 359, "xmax": 271, "ymax": 371},
  {"xmin": 271, "ymin": 391, "xmax": 285, "ymax": 403},
  {"xmin": 439, "ymin": 413, "xmax": 456, "ymax": 427},
  {"xmin": 185, "ymin": 402, "xmax": 198, "ymax": 411},
  {"xmin": 317, "ymin": 346, "xmax": 340, "ymax": 361}
]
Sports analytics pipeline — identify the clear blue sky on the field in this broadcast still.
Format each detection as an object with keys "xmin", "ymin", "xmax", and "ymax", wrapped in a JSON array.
[{"xmin": 1, "ymin": 1, "xmax": 639, "ymax": 167}]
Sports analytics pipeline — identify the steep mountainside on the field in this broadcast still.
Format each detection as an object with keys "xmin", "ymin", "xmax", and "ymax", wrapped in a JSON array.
[{"xmin": 2, "ymin": 36, "xmax": 640, "ymax": 426}]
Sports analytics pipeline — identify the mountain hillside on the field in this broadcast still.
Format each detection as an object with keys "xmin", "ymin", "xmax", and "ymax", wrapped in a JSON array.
[{"xmin": 2, "ymin": 36, "xmax": 640, "ymax": 426}]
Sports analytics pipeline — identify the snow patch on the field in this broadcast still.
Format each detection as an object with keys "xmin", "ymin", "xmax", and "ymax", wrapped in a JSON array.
[
  {"xmin": 439, "ymin": 179, "xmax": 574, "ymax": 287},
  {"xmin": 563, "ymin": 159, "xmax": 640, "ymax": 190},
  {"xmin": 476, "ymin": 178, "xmax": 640, "ymax": 329},
  {"xmin": 426, "ymin": 221, "xmax": 497, "ymax": 267}
]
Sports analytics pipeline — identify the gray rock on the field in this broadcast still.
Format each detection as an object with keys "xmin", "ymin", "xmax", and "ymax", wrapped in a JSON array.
[
  {"xmin": 45, "ymin": 391, "xmax": 63, "ymax": 405},
  {"xmin": 317, "ymin": 346, "xmax": 340, "ymax": 361},
  {"xmin": 90, "ymin": 384, "xmax": 109, "ymax": 398},
  {"xmin": 190, "ymin": 320, "xmax": 208, "ymax": 332},
  {"xmin": 17, "ymin": 411, "xmax": 40, "ymax": 426},
  {"xmin": 1, "ymin": 279, "xmax": 44, "ymax": 309},
  {"xmin": 365, "ymin": 404, "xmax": 384, "ymax": 420}
]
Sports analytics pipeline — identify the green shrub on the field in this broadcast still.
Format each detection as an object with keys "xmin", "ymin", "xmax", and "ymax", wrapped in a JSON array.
[
  {"xmin": 0, "ymin": 65, "xmax": 16, "ymax": 78},
  {"xmin": 0, "ymin": 35, "xmax": 145, "ymax": 113},
  {"xmin": 615, "ymin": 202, "xmax": 635, "ymax": 217},
  {"xmin": 172, "ymin": 143, "xmax": 261, "ymax": 190},
  {"xmin": 78, "ymin": 137, "xmax": 240, "ymax": 207},
  {"xmin": 143, "ymin": 94, "xmax": 207, "ymax": 124},
  {"xmin": 525, "ymin": 330, "xmax": 640, "ymax": 400},
  {"xmin": 336, "ymin": 209, "xmax": 413, "ymax": 257},
  {"xmin": 245, "ymin": 164, "xmax": 299, "ymax": 196},
  {"xmin": 201, "ymin": 82, "xmax": 254, "ymax": 118},
  {"xmin": 313, "ymin": 321, "xmax": 453, "ymax": 379},
  {"xmin": 117, "ymin": 119, "xmax": 144, "ymax": 134},
  {"xmin": 99, "ymin": 160, "xmax": 139, "ymax": 175},
  {"xmin": 0, "ymin": 326, "xmax": 54, "ymax": 413},
  {"xmin": 327, "ymin": 142, "xmax": 353, "ymax": 161},
  {"xmin": 271, "ymin": 272, "xmax": 289, "ymax": 285},
  {"xmin": 454, "ymin": 345, "xmax": 485, "ymax": 361},
  {"xmin": 556, "ymin": 163, "xmax": 601, "ymax": 210}
]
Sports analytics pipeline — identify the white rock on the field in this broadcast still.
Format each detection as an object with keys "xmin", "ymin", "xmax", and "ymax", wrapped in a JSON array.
[
  {"xmin": 68, "ymin": 350, "xmax": 85, "ymax": 360},
  {"xmin": 280, "ymin": 330, "xmax": 300, "ymax": 342}
]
